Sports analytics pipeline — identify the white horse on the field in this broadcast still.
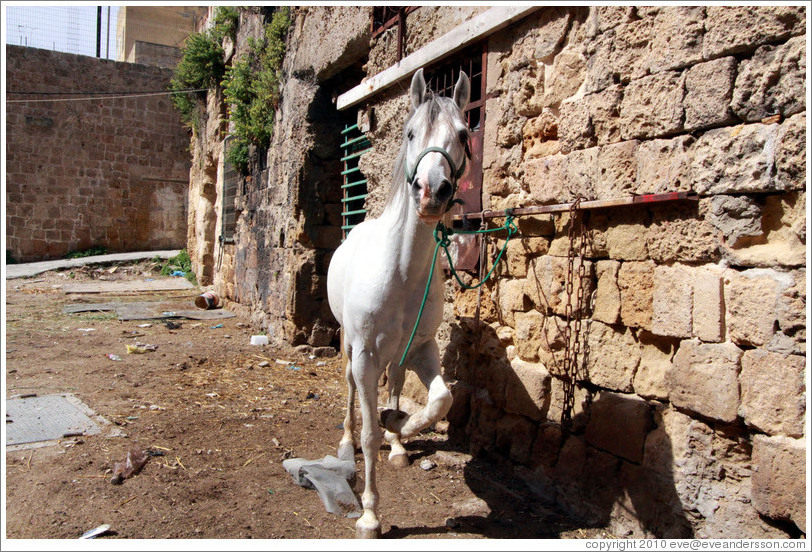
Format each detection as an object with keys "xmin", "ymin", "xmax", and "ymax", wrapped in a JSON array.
[{"xmin": 327, "ymin": 68, "xmax": 470, "ymax": 538}]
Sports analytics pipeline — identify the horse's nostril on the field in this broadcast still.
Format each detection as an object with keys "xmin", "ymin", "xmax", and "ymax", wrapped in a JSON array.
[{"xmin": 436, "ymin": 180, "xmax": 453, "ymax": 202}]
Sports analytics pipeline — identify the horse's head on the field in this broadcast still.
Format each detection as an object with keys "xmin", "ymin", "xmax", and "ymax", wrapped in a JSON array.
[{"xmin": 403, "ymin": 68, "xmax": 471, "ymax": 224}]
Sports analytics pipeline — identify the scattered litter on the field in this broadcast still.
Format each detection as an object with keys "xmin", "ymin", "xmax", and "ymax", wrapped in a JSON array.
[
  {"xmin": 106, "ymin": 354, "xmax": 123, "ymax": 361},
  {"xmin": 272, "ymin": 437, "xmax": 281, "ymax": 447},
  {"xmin": 282, "ymin": 444, "xmax": 361, "ymax": 518},
  {"xmin": 275, "ymin": 359, "xmax": 292, "ymax": 365},
  {"xmin": 287, "ymin": 365, "xmax": 302, "ymax": 371},
  {"xmin": 145, "ymin": 450, "xmax": 165, "ymax": 457},
  {"xmin": 250, "ymin": 335, "xmax": 269, "ymax": 346},
  {"xmin": 62, "ymin": 431, "xmax": 84, "ymax": 438},
  {"xmin": 171, "ymin": 270, "xmax": 186, "ymax": 277},
  {"xmin": 110, "ymin": 448, "xmax": 149, "ymax": 485},
  {"xmin": 258, "ymin": 361, "xmax": 270, "ymax": 368},
  {"xmin": 126, "ymin": 343, "xmax": 157, "ymax": 354},
  {"xmin": 305, "ymin": 392, "xmax": 319, "ymax": 400},
  {"xmin": 148, "ymin": 405, "xmax": 163, "ymax": 411},
  {"xmin": 80, "ymin": 524, "xmax": 112, "ymax": 539},
  {"xmin": 420, "ymin": 459, "xmax": 437, "ymax": 471},
  {"xmin": 19, "ymin": 393, "xmax": 37, "ymax": 399},
  {"xmin": 164, "ymin": 320, "xmax": 181, "ymax": 330},
  {"xmin": 137, "ymin": 323, "xmax": 152, "ymax": 328},
  {"xmin": 211, "ymin": 323, "xmax": 224, "ymax": 329},
  {"xmin": 195, "ymin": 291, "xmax": 220, "ymax": 309},
  {"xmin": 316, "ymin": 361, "xmax": 327, "ymax": 367},
  {"xmin": 126, "ymin": 416, "xmax": 139, "ymax": 421},
  {"xmin": 162, "ymin": 312, "xmax": 177, "ymax": 317},
  {"xmin": 76, "ymin": 328, "xmax": 96, "ymax": 332}
]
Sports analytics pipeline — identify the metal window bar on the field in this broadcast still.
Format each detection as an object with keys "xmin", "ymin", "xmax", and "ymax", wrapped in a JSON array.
[
  {"xmin": 220, "ymin": 137, "xmax": 240, "ymax": 244},
  {"xmin": 341, "ymin": 123, "xmax": 371, "ymax": 240}
]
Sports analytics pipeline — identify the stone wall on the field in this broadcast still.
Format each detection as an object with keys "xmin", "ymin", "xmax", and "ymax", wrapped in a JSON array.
[
  {"xmin": 187, "ymin": 7, "xmax": 370, "ymax": 346},
  {"xmin": 358, "ymin": 5, "xmax": 806, "ymax": 538},
  {"xmin": 5, "ymin": 46, "xmax": 190, "ymax": 262}
]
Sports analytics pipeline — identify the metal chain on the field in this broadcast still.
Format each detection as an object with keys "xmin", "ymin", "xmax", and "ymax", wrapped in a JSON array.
[{"xmin": 561, "ymin": 197, "xmax": 588, "ymax": 433}]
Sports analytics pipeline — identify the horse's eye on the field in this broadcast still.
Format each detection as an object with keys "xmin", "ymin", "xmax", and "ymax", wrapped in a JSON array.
[{"xmin": 458, "ymin": 129, "xmax": 469, "ymax": 144}]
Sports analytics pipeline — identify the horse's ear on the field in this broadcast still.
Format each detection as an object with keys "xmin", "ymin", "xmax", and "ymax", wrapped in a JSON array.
[
  {"xmin": 410, "ymin": 68, "xmax": 427, "ymax": 108},
  {"xmin": 454, "ymin": 71, "xmax": 470, "ymax": 111}
]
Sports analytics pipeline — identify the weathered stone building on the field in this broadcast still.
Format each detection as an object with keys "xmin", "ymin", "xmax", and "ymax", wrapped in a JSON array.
[
  {"xmin": 186, "ymin": 6, "xmax": 806, "ymax": 538},
  {"xmin": 5, "ymin": 46, "xmax": 190, "ymax": 262}
]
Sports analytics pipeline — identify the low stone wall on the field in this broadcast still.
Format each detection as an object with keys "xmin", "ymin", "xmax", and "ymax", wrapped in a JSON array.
[
  {"xmin": 5, "ymin": 46, "xmax": 190, "ymax": 262},
  {"xmin": 361, "ymin": 5, "xmax": 806, "ymax": 538}
]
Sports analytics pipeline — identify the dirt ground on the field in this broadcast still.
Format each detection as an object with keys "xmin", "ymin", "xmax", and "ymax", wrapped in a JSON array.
[{"xmin": 4, "ymin": 260, "xmax": 609, "ymax": 542}]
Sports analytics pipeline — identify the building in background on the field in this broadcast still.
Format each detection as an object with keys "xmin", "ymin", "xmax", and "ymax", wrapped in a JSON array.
[{"xmin": 116, "ymin": 6, "xmax": 207, "ymax": 68}]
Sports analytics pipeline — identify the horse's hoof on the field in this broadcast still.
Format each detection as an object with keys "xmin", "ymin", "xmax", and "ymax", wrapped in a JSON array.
[
  {"xmin": 355, "ymin": 521, "xmax": 381, "ymax": 539},
  {"xmin": 388, "ymin": 451, "xmax": 409, "ymax": 468}
]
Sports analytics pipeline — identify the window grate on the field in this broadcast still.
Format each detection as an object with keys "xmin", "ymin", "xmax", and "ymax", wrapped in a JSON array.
[
  {"xmin": 220, "ymin": 137, "xmax": 240, "ymax": 245},
  {"xmin": 340, "ymin": 123, "xmax": 371, "ymax": 240}
]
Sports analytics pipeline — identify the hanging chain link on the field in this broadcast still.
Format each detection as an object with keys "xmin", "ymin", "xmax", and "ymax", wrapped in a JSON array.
[{"xmin": 561, "ymin": 197, "xmax": 589, "ymax": 434}]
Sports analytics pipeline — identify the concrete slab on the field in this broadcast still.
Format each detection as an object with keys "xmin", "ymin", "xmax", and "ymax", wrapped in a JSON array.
[
  {"xmin": 63, "ymin": 301, "xmax": 236, "ymax": 320},
  {"xmin": 62, "ymin": 278, "xmax": 195, "ymax": 294},
  {"xmin": 6, "ymin": 394, "xmax": 111, "ymax": 449},
  {"xmin": 4, "ymin": 250, "xmax": 181, "ymax": 279}
]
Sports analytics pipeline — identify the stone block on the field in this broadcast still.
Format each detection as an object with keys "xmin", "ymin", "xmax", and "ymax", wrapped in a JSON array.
[
  {"xmin": 585, "ymin": 391, "xmax": 653, "ymax": 463},
  {"xmin": 597, "ymin": 140, "xmax": 639, "ymax": 198},
  {"xmin": 582, "ymin": 19, "xmax": 652, "ymax": 94},
  {"xmin": 605, "ymin": 211, "xmax": 649, "ymax": 261},
  {"xmin": 645, "ymin": 7, "xmax": 705, "ymax": 74},
  {"xmin": 692, "ymin": 122, "xmax": 779, "ymax": 195},
  {"xmin": 514, "ymin": 60, "xmax": 545, "ymax": 118},
  {"xmin": 706, "ymin": 195, "xmax": 763, "ymax": 247},
  {"xmin": 703, "ymin": 5, "xmax": 806, "ymax": 58},
  {"xmin": 776, "ymin": 268, "xmax": 806, "ymax": 351},
  {"xmin": 513, "ymin": 310, "xmax": 546, "ymax": 362},
  {"xmin": 646, "ymin": 201, "xmax": 719, "ymax": 264},
  {"xmin": 731, "ymin": 36, "xmax": 806, "ymax": 122},
  {"xmin": 505, "ymin": 357, "xmax": 552, "ymax": 422},
  {"xmin": 636, "ymin": 136, "xmax": 695, "ymax": 194},
  {"xmin": 775, "ymin": 112, "xmax": 806, "ymax": 192},
  {"xmin": 522, "ymin": 109, "xmax": 560, "ymax": 159},
  {"xmin": 564, "ymin": 147, "xmax": 599, "ymax": 199},
  {"xmin": 652, "ymin": 264, "xmax": 693, "ymax": 338},
  {"xmin": 585, "ymin": 321, "xmax": 640, "ymax": 393},
  {"xmin": 684, "ymin": 57, "xmax": 737, "ymax": 132},
  {"xmin": 668, "ymin": 339, "xmax": 742, "ymax": 423},
  {"xmin": 618, "ymin": 261, "xmax": 654, "ymax": 330},
  {"xmin": 559, "ymin": 86, "xmax": 623, "ymax": 152},
  {"xmin": 593, "ymin": 260, "xmax": 620, "ymax": 325},
  {"xmin": 495, "ymin": 412, "xmax": 537, "ymax": 465},
  {"xmin": 525, "ymin": 153, "xmax": 568, "ymax": 204},
  {"xmin": 692, "ymin": 268, "xmax": 724, "ymax": 343},
  {"xmin": 722, "ymin": 191, "xmax": 806, "ymax": 270},
  {"xmin": 725, "ymin": 269, "xmax": 784, "ymax": 347},
  {"xmin": 620, "ymin": 71, "xmax": 685, "ymax": 140},
  {"xmin": 542, "ymin": 44, "xmax": 587, "ymax": 106},
  {"xmin": 751, "ymin": 434, "xmax": 806, "ymax": 533},
  {"xmin": 584, "ymin": 6, "xmax": 635, "ymax": 38},
  {"xmin": 739, "ymin": 350, "xmax": 805, "ymax": 437},
  {"xmin": 633, "ymin": 332, "xmax": 675, "ymax": 400},
  {"xmin": 496, "ymin": 278, "xmax": 527, "ymax": 327},
  {"xmin": 524, "ymin": 254, "xmax": 594, "ymax": 317}
]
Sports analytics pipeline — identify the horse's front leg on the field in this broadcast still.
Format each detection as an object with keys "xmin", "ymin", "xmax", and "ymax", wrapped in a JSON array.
[
  {"xmin": 383, "ymin": 340, "xmax": 452, "ymax": 441},
  {"xmin": 382, "ymin": 363, "xmax": 409, "ymax": 467},
  {"xmin": 352, "ymin": 349, "xmax": 384, "ymax": 538}
]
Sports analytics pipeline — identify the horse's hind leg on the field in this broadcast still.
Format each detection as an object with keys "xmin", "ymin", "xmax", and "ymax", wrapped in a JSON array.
[
  {"xmin": 352, "ymin": 350, "xmax": 384, "ymax": 538},
  {"xmin": 337, "ymin": 357, "xmax": 356, "ymax": 460},
  {"xmin": 382, "ymin": 363, "xmax": 409, "ymax": 467},
  {"xmin": 385, "ymin": 340, "xmax": 452, "ymax": 441}
]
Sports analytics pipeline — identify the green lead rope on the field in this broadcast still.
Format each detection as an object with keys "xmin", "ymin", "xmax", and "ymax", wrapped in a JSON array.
[{"xmin": 399, "ymin": 213, "xmax": 517, "ymax": 366}]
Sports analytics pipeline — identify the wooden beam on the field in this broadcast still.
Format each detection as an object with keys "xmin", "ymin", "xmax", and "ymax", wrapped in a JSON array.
[{"xmin": 336, "ymin": 5, "xmax": 540, "ymax": 111}]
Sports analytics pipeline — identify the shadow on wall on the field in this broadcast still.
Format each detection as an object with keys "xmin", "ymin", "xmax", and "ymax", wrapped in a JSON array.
[{"xmin": 404, "ymin": 317, "xmax": 694, "ymax": 539}]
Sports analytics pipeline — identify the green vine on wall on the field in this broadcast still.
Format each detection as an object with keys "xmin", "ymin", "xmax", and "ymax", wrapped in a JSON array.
[
  {"xmin": 169, "ymin": 7, "xmax": 239, "ymax": 132},
  {"xmin": 222, "ymin": 7, "xmax": 292, "ymax": 174}
]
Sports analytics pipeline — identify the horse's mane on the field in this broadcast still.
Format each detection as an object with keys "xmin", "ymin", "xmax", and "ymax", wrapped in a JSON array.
[{"xmin": 384, "ymin": 91, "xmax": 462, "ymax": 213}]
